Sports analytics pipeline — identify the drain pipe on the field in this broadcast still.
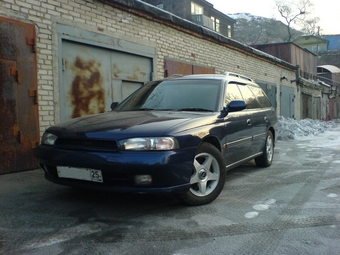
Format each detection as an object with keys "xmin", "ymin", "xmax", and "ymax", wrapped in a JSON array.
[{"xmin": 290, "ymin": 65, "xmax": 300, "ymax": 91}]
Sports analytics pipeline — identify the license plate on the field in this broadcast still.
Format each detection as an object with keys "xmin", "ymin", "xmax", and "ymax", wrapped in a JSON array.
[{"xmin": 57, "ymin": 166, "xmax": 103, "ymax": 183}]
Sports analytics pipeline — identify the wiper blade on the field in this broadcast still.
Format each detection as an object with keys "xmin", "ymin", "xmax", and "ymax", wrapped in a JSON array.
[
  {"xmin": 138, "ymin": 108, "xmax": 154, "ymax": 111},
  {"xmin": 177, "ymin": 108, "xmax": 213, "ymax": 112}
]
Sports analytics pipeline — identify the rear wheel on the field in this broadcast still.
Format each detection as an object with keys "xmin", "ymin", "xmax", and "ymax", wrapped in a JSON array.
[
  {"xmin": 255, "ymin": 131, "xmax": 274, "ymax": 167},
  {"xmin": 177, "ymin": 142, "xmax": 226, "ymax": 206}
]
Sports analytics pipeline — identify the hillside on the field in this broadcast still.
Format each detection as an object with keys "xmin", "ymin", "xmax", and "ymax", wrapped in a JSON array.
[{"xmin": 229, "ymin": 13, "xmax": 303, "ymax": 45}]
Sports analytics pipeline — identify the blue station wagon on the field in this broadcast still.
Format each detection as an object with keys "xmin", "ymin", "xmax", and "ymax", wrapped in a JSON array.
[{"xmin": 37, "ymin": 73, "xmax": 277, "ymax": 205}]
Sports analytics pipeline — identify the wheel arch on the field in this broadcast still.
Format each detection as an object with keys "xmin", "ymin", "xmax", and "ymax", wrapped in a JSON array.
[{"xmin": 201, "ymin": 136, "xmax": 221, "ymax": 152}]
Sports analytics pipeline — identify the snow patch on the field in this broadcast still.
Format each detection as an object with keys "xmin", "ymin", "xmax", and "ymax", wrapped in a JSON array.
[
  {"xmin": 278, "ymin": 117, "xmax": 340, "ymax": 140},
  {"xmin": 244, "ymin": 211, "xmax": 259, "ymax": 219},
  {"xmin": 253, "ymin": 204, "xmax": 270, "ymax": 211}
]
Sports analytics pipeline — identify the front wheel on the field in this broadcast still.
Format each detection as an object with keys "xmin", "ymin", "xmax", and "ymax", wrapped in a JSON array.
[
  {"xmin": 255, "ymin": 131, "xmax": 274, "ymax": 167},
  {"xmin": 177, "ymin": 143, "xmax": 226, "ymax": 206}
]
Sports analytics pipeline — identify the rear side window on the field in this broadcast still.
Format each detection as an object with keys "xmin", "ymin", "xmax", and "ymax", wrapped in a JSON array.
[
  {"xmin": 237, "ymin": 84, "xmax": 261, "ymax": 109},
  {"xmin": 248, "ymin": 86, "xmax": 272, "ymax": 108}
]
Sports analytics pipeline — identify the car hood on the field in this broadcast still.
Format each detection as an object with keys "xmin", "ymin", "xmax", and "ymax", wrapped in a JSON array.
[{"xmin": 48, "ymin": 111, "xmax": 217, "ymax": 139}]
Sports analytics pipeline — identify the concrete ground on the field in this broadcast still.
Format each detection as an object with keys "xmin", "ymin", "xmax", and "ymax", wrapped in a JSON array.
[{"xmin": 1, "ymin": 128, "xmax": 340, "ymax": 255}]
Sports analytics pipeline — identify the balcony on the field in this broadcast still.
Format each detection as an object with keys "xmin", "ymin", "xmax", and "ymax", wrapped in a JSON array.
[{"xmin": 191, "ymin": 14, "xmax": 213, "ymax": 30}]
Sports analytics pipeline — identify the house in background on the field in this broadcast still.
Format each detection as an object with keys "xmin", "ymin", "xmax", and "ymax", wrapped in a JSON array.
[
  {"xmin": 141, "ymin": 0, "xmax": 235, "ymax": 38},
  {"xmin": 293, "ymin": 35, "xmax": 329, "ymax": 53}
]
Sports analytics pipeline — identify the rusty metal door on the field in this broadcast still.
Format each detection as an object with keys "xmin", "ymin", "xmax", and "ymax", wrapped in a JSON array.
[
  {"xmin": 61, "ymin": 40, "xmax": 151, "ymax": 121},
  {"xmin": 164, "ymin": 59, "xmax": 215, "ymax": 77},
  {"xmin": 0, "ymin": 17, "xmax": 39, "ymax": 174}
]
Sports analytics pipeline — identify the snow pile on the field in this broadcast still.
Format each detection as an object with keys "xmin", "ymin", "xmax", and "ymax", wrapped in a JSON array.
[{"xmin": 277, "ymin": 116, "xmax": 340, "ymax": 140}]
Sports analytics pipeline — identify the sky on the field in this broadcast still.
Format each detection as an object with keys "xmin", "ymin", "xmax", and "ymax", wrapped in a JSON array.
[{"xmin": 207, "ymin": 0, "xmax": 340, "ymax": 35}]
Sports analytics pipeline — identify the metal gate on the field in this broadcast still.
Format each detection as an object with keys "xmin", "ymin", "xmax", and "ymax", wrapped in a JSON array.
[
  {"xmin": 60, "ymin": 40, "xmax": 152, "ymax": 121},
  {"xmin": 280, "ymin": 85, "xmax": 295, "ymax": 118},
  {"xmin": 329, "ymin": 97, "xmax": 336, "ymax": 119},
  {"xmin": 321, "ymin": 93, "xmax": 329, "ymax": 120},
  {"xmin": 312, "ymin": 97, "xmax": 321, "ymax": 120},
  {"xmin": 301, "ymin": 93, "xmax": 312, "ymax": 119},
  {"xmin": 257, "ymin": 82, "xmax": 277, "ymax": 110},
  {"xmin": 0, "ymin": 17, "xmax": 39, "ymax": 174}
]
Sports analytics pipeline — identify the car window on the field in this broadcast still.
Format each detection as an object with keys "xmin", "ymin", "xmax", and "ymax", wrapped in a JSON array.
[
  {"xmin": 224, "ymin": 83, "xmax": 243, "ymax": 106},
  {"xmin": 237, "ymin": 84, "xmax": 261, "ymax": 109},
  {"xmin": 248, "ymin": 86, "xmax": 272, "ymax": 108},
  {"xmin": 116, "ymin": 79, "xmax": 222, "ymax": 112}
]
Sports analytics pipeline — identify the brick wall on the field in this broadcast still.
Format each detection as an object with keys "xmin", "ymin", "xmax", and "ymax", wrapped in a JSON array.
[{"xmin": 0, "ymin": 0, "xmax": 298, "ymax": 135}]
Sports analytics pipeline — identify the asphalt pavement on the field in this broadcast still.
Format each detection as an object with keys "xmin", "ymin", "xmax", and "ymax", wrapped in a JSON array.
[{"xmin": 1, "ymin": 128, "xmax": 340, "ymax": 255}]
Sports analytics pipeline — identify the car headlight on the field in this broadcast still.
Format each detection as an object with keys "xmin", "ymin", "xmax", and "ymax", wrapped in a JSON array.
[
  {"xmin": 120, "ymin": 137, "xmax": 179, "ymax": 150},
  {"xmin": 41, "ymin": 132, "xmax": 58, "ymax": 145}
]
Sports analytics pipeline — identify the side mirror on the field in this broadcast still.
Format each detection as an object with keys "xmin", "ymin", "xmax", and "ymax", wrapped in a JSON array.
[
  {"xmin": 110, "ymin": 102, "xmax": 119, "ymax": 110},
  {"xmin": 228, "ymin": 100, "xmax": 247, "ymax": 112},
  {"xmin": 220, "ymin": 100, "xmax": 247, "ymax": 117}
]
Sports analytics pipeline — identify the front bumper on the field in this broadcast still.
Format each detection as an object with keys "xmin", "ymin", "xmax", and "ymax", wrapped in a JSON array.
[{"xmin": 37, "ymin": 145, "xmax": 196, "ymax": 193}]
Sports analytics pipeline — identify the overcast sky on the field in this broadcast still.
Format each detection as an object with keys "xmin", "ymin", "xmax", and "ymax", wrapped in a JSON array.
[{"xmin": 207, "ymin": 0, "xmax": 340, "ymax": 35}]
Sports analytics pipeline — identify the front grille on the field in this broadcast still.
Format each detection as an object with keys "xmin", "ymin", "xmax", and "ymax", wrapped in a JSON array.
[{"xmin": 55, "ymin": 138, "xmax": 119, "ymax": 152}]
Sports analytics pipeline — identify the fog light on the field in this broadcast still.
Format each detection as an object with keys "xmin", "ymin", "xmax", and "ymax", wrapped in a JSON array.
[{"xmin": 134, "ymin": 175, "xmax": 152, "ymax": 185}]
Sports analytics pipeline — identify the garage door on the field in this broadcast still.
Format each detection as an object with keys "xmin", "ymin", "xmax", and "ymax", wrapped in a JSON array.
[
  {"xmin": 60, "ymin": 40, "xmax": 152, "ymax": 121},
  {"xmin": 0, "ymin": 17, "xmax": 39, "ymax": 174}
]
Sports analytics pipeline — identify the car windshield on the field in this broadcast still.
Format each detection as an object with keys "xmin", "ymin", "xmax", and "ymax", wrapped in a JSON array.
[{"xmin": 116, "ymin": 79, "xmax": 222, "ymax": 112}]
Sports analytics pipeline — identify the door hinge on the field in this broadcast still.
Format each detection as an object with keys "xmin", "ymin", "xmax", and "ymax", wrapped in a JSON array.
[
  {"xmin": 28, "ymin": 88, "xmax": 39, "ymax": 104},
  {"xmin": 9, "ymin": 66, "xmax": 22, "ymax": 84},
  {"xmin": 26, "ymin": 37, "xmax": 37, "ymax": 53}
]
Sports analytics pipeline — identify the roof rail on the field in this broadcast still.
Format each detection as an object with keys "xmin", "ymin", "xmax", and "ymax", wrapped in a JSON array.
[
  {"xmin": 163, "ymin": 74, "xmax": 183, "ymax": 80},
  {"xmin": 168, "ymin": 74, "xmax": 183, "ymax": 78},
  {"xmin": 223, "ymin": 72, "xmax": 253, "ymax": 82}
]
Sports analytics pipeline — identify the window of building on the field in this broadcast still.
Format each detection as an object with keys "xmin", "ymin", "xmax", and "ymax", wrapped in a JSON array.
[
  {"xmin": 211, "ymin": 16, "xmax": 220, "ymax": 32},
  {"xmin": 216, "ymin": 18, "xmax": 220, "ymax": 32},
  {"xmin": 228, "ymin": 25, "xmax": 231, "ymax": 37},
  {"xmin": 191, "ymin": 2, "xmax": 203, "ymax": 15},
  {"xmin": 211, "ymin": 16, "xmax": 215, "ymax": 30}
]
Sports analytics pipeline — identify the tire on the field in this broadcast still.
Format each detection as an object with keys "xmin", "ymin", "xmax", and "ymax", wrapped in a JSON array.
[
  {"xmin": 177, "ymin": 142, "xmax": 226, "ymax": 206},
  {"xmin": 255, "ymin": 131, "xmax": 274, "ymax": 167}
]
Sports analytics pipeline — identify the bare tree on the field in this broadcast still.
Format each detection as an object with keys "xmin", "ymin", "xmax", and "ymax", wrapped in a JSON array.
[
  {"xmin": 275, "ymin": 0, "xmax": 313, "ymax": 41},
  {"xmin": 302, "ymin": 17, "xmax": 322, "ymax": 35}
]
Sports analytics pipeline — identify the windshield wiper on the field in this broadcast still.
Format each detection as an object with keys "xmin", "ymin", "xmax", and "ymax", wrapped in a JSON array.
[
  {"xmin": 177, "ymin": 108, "xmax": 213, "ymax": 112},
  {"xmin": 138, "ymin": 108, "xmax": 154, "ymax": 111}
]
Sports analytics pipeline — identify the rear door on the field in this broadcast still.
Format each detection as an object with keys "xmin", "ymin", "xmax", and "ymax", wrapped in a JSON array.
[
  {"xmin": 237, "ymin": 84, "xmax": 266, "ymax": 156},
  {"xmin": 247, "ymin": 85, "xmax": 274, "ymax": 153}
]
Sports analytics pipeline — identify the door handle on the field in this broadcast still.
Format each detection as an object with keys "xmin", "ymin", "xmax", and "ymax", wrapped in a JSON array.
[{"xmin": 247, "ymin": 119, "xmax": 251, "ymax": 125}]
